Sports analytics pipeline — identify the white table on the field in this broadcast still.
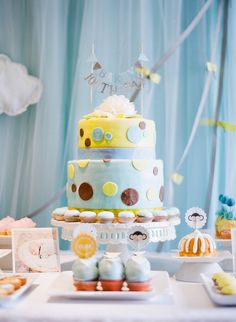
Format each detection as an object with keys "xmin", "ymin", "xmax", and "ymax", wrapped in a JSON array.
[{"xmin": 0, "ymin": 253, "xmax": 236, "ymax": 322}]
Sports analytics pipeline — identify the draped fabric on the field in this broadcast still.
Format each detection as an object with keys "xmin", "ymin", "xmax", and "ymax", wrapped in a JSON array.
[{"xmin": 0, "ymin": 0, "xmax": 233, "ymax": 249}]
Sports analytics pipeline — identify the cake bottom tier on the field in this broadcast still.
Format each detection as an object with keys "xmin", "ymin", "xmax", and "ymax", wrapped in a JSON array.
[{"xmin": 67, "ymin": 159, "xmax": 164, "ymax": 210}]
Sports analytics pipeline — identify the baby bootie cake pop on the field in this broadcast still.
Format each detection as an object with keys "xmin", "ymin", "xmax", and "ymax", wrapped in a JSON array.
[
  {"xmin": 72, "ymin": 257, "xmax": 98, "ymax": 291},
  {"xmin": 125, "ymin": 252, "xmax": 151, "ymax": 291},
  {"xmin": 215, "ymin": 194, "xmax": 236, "ymax": 239},
  {"xmin": 98, "ymin": 252, "xmax": 125, "ymax": 291}
]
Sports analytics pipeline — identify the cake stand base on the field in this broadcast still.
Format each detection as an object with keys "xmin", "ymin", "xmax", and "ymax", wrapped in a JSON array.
[{"xmin": 175, "ymin": 262, "xmax": 222, "ymax": 283}]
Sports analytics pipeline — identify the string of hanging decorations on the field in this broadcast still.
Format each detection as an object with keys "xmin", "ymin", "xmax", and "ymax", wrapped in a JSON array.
[{"xmin": 24, "ymin": 0, "xmax": 221, "ymax": 219}]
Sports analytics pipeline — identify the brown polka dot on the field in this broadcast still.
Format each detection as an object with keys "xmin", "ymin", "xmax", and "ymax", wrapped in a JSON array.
[
  {"xmin": 121, "ymin": 188, "xmax": 139, "ymax": 206},
  {"xmin": 79, "ymin": 182, "xmax": 93, "ymax": 201},
  {"xmin": 71, "ymin": 184, "xmax": 77, "ymax": 193},
  {"xmin": 153, "ymin": 167, "xmax": 158, "ymax": 176},
  {"xmin": 85, "ymin": 138, "xmax": 91, "ymax": 147},
  {"xmin": 103, "ymin": 159, "xmax": 111, "ymax": 163},
  {"xmin": 80, "ymin": 128, "xmax": 84, "ymax": 137},
  {"xmin": 139, "ymin": 121, "xmax": 146, "ymax": 130},
  {"xmin": 159, "ymin": 186, "xmax": 164, "ymax": 202}
]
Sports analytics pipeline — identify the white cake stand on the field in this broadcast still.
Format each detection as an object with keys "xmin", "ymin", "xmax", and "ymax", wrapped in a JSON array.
[
  {"xmin": 51, "ymin": 219, "xmax": 180, "ymax": 260},
  {"xmin": 172, "ymin": 250, "xmax": 232, "ymax": 283}
]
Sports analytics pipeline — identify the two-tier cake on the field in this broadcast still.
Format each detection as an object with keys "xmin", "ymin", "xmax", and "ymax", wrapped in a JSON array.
[{"xmin": 52, "ymin": 95, "xmax": 179, "ymax": 223}]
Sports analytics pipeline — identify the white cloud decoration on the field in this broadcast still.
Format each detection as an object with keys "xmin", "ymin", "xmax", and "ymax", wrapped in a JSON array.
[{"xmin": 0, "ymin": 54, "xmax": 43, "ymax": 116}]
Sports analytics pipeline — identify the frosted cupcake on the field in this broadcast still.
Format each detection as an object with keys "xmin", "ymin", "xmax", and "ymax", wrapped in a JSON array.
[
  {"xmin": 51, "ymin": 207, "xmax": 67, "ymax": 221},
  {"xmin": 97, "ymin": 211, "xmax": 114, "ymax": 224},
  {"xmin": 80, "ymin": 211, "xmax": 97, "ymax": 223},
  {"xmin": 64, "ymin": 209, "xmax": 80, "ymax": 222},
  {"xmin": 136, "ymin": 210, "xmax": 153, "ymax": 223},
  {"xmin": 125, "ymin": 253, "xmax": 151, "ymax": 291},
  {"xmin": 0, "ymin": 216, "xmax": 15, "ymax": 235},
  {"xmin": 168, "ymin": 207, "xmax": 180, "ymax": 222},
  {"xmin": 72, "ymin": 257, "xmax": 98, "ymax": 291},
  {"xmin": 98, "ymin": 253, "xmax": 125, "ymax": 291},
  {"xmin": 118, "ymin": 211, "xmax": 135, "ymax": 224},
  {"xmin": 152, "ymin": 209, "xmax": 168, "ymax": 222},
  {"xmin": 11, "ymin": 217, "xmax": 36, "ymax": 231}
]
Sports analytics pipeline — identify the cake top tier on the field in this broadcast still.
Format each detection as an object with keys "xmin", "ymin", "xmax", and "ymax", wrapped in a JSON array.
[{"xmin": 78, "ymin": 95, "xmax": 156, "ymax": 149}]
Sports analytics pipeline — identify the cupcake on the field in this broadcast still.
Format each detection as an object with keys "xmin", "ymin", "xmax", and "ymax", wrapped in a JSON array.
[
  {"xmin": 168, "ymin": 207, "xmax": 180, "ymax": 222},
  {"xmin": 64, "ymin": 209, "xmax": 80, "ymax": 222},
  {"xmin": 11, "ymin": 217, "xmax": 36, "ymax": 231},
  {"xmin": 51, "ymin": 207, "xmax": 67, "ymax": 221},
  {"xmin": 152, "ymin": 209, "xmax": 168, "ymax": 222},
  {"xmin": 136, "ymin": 210, "xmax": 153, "ymax": 223},
  {"xmin": 97, "ymin": 211, "xmax": 114, "ymax": 224},
  {"xmin": 118, "ymin": 211, "xmax": 135, "ymax": 224},
  {"xmin": 0, "ymin": 216, "xmax": 15, "ymax": 235},
  {"xmin": 80, "ymin": 211, "xmax": 97, "ymax": 223},
  {"xmin": 98, "ymin": 253, "xmax": 125, "ymax": 291},
  {"xmin": 72, "ymin": 257, "xmax": 98, "ymax": 291},
  {"xmin": 125, "ymin": 253, "xmax": 151, "ymax": 291}
]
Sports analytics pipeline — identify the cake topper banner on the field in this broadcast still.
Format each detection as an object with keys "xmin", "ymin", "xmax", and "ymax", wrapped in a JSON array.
[
  {"xmin": 185, "ymin": 207, "xmax": 207, "ymax": 230},
  {"xmin": 84, "ymin": 62, "xmax": 143, "ymax": 95}
]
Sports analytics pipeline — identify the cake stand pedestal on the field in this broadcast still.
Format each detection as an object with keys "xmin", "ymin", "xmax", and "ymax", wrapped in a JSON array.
[
  {"xmin": 173, "ymin": 251, "xmax": 232, "ymax": 283},
  {"xmin": 51, "ymin": 219, "xmax": 180, "ymax": 261}
]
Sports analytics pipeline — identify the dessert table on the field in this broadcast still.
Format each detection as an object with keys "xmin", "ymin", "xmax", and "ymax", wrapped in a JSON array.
[{"xmin": 0, "ymin": 252, "xmax": 236, "ymax": 322}]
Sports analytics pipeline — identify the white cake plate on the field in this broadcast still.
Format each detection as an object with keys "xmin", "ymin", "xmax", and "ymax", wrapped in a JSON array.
[
  {"xmin": 51, "ymin": 219, "xmax": 180, "ymax": 243},
  {"xmin": 51, "ymin": 219, "xmax": 180, "ymax": 261},
  {"xmin": 162, "ymin": 250, "xmax": 232, "ymax": 283}
]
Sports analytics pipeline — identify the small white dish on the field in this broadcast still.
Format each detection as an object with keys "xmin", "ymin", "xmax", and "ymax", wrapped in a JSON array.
[
  {"xmin": 48, "ymin": 271, "xmax": 173, "ymax": 303},
  {"xmin": 0, "ymin": 274, "xmax": 36, "ymax": 307},
  {"xmin": 201, "ymin": 273, "xmax": 236, "ymax": 306}
]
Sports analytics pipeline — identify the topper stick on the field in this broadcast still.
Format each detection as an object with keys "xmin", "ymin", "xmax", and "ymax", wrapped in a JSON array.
[{"xmin": 87, "ymin": 43, "xmax": 97, "ymax": 112}]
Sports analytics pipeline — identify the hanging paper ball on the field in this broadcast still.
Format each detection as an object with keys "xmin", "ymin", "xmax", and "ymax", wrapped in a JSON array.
[
  {"xmin": 221, "ymin": 196, "xmax": 229, "ymax": 205},
  {"xmin": 227, "ymin": 198, "xmax": 235, "ymax": 207},
  {"xmin": 226, "ymin": 212, "xmax": 233, "ymax": 220},
  {"xmin": 219, "ymin": 194, "xmax": 224, "ymax": 203}
]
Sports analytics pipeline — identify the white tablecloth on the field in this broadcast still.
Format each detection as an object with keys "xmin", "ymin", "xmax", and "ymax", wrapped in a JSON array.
[{"xmin": 0, "ymin": 253, "xmax": 236, "ymax": 322}]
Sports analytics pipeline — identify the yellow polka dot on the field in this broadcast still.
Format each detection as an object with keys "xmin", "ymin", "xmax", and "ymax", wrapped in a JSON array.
[
  {"xmin": 78, "ymin": 160, "xmax": 89, "ymax": 168},
  {"xmin": 68, "ymin": 164, "xmax": 75, "ymax": 179},
  {"xmin": 102, "ymin": 182, "xmax": 118, "ymax": 196},
  {"xmin": 146, "ymin": 187, "xmax": 158, "ymax": 201},
  {"xmin": 132, "ymin": 160, "xmax": 149, "ymax": 171}
]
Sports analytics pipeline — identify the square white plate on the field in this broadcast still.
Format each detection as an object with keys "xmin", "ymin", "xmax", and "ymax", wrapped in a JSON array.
[
  {"xmin": 48, "ymin": 271, "xmax": 173, "ymax": 303},
  {"xmin": 0, "ymin": 274, "xmax": 37, "ymax": 307},
  {"xmin": 201, "ymin": 273, "xmax": 236, "ymax": 306}
]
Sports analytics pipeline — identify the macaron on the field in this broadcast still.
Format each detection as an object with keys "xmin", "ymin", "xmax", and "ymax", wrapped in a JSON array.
[
  {"xmin": 97, "ymin": 211, "xmax": 114, "ymax": 224},
  {"xmin": 79, "ymin": 211, "xmax": 97, "ymax": 223},
  {"xmin": 64, "ymin": 209, "xmax": 80, "ymax": 222},
  {"xmin": 135, "ymin": 210, "xmax": 153, "ymax": 223},
  {"xmin": 118, "ymin": 211, "xmax": 135, "ymax": 224}
]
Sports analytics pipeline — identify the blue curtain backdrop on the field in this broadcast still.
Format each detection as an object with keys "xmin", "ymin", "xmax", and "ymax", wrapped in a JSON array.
[{"xmin": 0, "ymin": 0, "xmax": 234, "ymax": 249}]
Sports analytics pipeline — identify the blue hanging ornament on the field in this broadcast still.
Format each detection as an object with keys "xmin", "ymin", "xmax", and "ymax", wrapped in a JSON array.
[
  {"xmin": 227, "ymin": 198, "xmax": 235, "ymax": 207},
  {"xmin": 219, "ymin": 194, "xmax": 224, "ymax": 203}
]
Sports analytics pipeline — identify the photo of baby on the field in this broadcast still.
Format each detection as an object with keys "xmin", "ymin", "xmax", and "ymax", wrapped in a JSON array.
[{"xmin": 12, "ymin": 228, "xmax": 60, "ymax": 273}]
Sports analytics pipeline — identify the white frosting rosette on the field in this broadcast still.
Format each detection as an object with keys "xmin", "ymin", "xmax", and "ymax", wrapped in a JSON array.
[{"xmin": 94, "ymin": 95, "xmax": 137, "ymax": 118}]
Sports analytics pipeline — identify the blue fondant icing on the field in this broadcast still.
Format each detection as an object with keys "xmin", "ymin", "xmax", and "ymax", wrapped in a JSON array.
[
  {"xmin": 67, "ymin": 159, "xmax": 163, "ymax": 209},
  {"xmin": 92, "ymin": 127, "xmax": 104, "ymax": 142},
  {"xmin": 78, "ymin": 147, "xmax": 155, "ymax": 160},
  {"xmin": 127, "ymin": 126, "xmax": 143, "ymax": 144}
]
